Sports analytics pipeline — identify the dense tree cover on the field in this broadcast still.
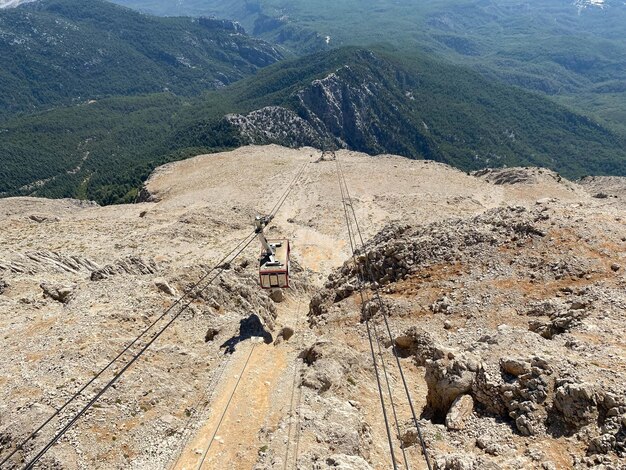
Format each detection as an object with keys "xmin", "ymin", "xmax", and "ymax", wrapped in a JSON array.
[
  {"xmin": 112, "ymin": 0, "xmax": 626, "ymax": 130},
  {"xmin": 0, "ymin": 0, "xmax": 281, "ymax": 119},
  {"xmin": 2, "ymin": 46, "xmax": 625, "ymax": 206}
]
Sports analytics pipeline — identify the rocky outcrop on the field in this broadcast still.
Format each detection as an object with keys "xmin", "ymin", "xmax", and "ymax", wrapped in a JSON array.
[
  {"xmin": 309, "ymin": 206, "xmax": 548, "ymax": 321},
  {"xmin": 300, "ymin": 340, "xmax": 362, "ymax": 393},
  {"xmin": 136, "ymin": 186, "xmax": 159, "ymax": 203},
  {"xmin": 527, "ymin": 297, "xmax": 592, "ymax": 339},
  {"xmin": 307, "ymin": 193, "xmax": 626, "ymax": 467},
  {"xmin": 472, "ymin": 167, "xmax": 567, "ymax": 187},
  {"xmin": 0, "ymin": 251, "xmax": 99, "ymax": 275},
  {"xmin": 225, "ymin": 51, "xmax": 440, "ymax": 159},
  {"xmin": 90, "ymin": 257, "xmax": 157, "ymax": 281},
  {"xmin": 393, "ymin": 327, "xmax": 439, "ymax": 364},
  {"xmin": 226, "ymin": 106, "xmax": 334, "ymax": 149},
  {"xmin": 554, "ymin": 381, "xmax": 599, "ymax": 431},
  {"xmin": 197, "ymin": 17, "xmax": 245, "ymax": 34},
  {"xmin": 424, "ymin": 352, "xmax": 480, "ymax": 421}
]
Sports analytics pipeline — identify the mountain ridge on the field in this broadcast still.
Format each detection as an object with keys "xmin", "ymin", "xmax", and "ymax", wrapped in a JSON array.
[
  {"xmin": 109, "ymin": 0, "xmax": 626, "ymax": 132},
  {"xmin": 2, "ymin": 46, "xmax": 625, "ymax": 205},
  {"xmin": 0, "ymin": 0, "xmax": 282, "ymax": 117},
  {"xmin": 207, "ymin": 48, "xmax": 626, "ymax": 176}
]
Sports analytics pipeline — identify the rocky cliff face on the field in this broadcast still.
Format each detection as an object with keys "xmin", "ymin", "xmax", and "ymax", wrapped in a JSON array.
[
  {"xmin": 226, "ymin": 106, "xmax": 330, "ymax": 149},
  {"xmin": 227, "ymin": 52, "xmax": 437, "ymax": 158}
]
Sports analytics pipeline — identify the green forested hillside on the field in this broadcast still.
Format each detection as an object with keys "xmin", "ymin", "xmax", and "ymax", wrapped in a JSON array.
[
  {"xmin": 2, "ymin": 47, "xmax": 624, "ymax": 205},
  {"xmin": 0, "ymin": 0, "xmax": 282, "ymax": 118},
  {"xmin": 215, "ymin": 48, "xmax": 626, "ymax": 177},
  {"xmin": 112, "ymin": 0, "xmax": 626, "ymax": 129}
]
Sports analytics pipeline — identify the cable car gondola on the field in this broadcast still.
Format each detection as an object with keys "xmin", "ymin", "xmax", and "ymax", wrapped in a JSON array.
[{"xmin": 255, "ymin": 215, "xmax": 290, "ymax": 289}]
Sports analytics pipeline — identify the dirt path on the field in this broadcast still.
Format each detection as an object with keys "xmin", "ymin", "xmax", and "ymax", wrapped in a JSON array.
[
  {"xmin": 171, "ymin": 293, "xmax": 310, "ymax": 470},
  {"xmin": 169, "ymin": 162, "xmax": 328, "ymax": 470}
]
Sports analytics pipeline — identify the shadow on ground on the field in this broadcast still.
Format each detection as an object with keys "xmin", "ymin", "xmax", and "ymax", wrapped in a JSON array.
[{"xmin": 220, "ymin": 314, "xmax": 273, "ymax": 354}]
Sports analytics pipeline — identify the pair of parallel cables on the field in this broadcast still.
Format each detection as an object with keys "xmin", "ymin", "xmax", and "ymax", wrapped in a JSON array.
[
  {"xmin": 334, "ymin": 156, "xmax": 432, "ymax": 470},
  {"xmin": 0, "ymin": 161, "xmax": 308, "ymax": 470}
]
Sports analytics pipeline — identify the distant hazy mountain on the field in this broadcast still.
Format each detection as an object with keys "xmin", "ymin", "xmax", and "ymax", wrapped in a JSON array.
[
  {"xmin": 111, "ymin": 0, "xmax": 626, "ymax": 131},
  {"xmin": 0, "ymin": 0, "xmax": 282, "ymax": 117}
]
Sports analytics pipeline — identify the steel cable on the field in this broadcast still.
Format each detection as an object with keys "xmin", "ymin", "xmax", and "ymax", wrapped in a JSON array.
[
  {"xmin": 2, "ymin": 158, "xmax": 310, "ymax": 470},
  {"xmin": 334, "ymin": 158, "xmax": 398, "ymax": 470},
  {"xmin": 336, "ymin": 157, "xmax": 433, "ymax": 470}
]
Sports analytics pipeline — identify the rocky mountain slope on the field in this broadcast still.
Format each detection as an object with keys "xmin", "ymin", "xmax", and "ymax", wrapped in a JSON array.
[
  {"xmin": 218, "ymin": 48, "xmax": 626, "ymax": 177},
  {"xmin": 0, "ymin": 0, "xmax": 282, "ymax": 117},
  {"xmin": 3, "ymin": 47, "xmax": 625, "ymax": 207},
  {"xmin": 0, "ymin": 145, "xmax": 624, "ymax": 469},
  {"xmin": 0, "ymin": 0, "xmax": 35, "ymax": 8},
  {"xmin": 111, "ymin": 0, "xmax": 626, "ymax": 130}
]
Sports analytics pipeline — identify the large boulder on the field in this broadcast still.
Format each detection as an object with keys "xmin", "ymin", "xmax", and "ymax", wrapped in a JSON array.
[
  {"xmin": 446, "ymin": 395, "xmax": 474, "ymax": 430},
  {"xmin": 424, "ymin": 353, "xmax": 479, "ymax": 421},
  {"xmin": 554, "ymin": 381, "xmax": 599, "ymax": 431},
  {"xmin": 301, "ymin": 340, "xmax": 361, "ymax": 393},
  {"xmin": 40, "ymin": 282, "xmax": 75, "ymax": 303}
]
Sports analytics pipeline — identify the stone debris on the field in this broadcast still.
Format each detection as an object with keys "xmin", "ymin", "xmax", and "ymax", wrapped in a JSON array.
[{"xmin": 154, "ymin": 278, "xmax": 177, "ymax": 296}]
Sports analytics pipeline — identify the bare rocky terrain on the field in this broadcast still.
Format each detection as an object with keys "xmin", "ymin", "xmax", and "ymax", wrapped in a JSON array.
[{"xmin": 0, "ymin": 145, "xmax": 625, "ymax": 469}]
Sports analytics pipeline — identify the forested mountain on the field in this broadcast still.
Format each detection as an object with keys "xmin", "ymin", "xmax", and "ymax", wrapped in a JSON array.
[
  {"xmin": 2, "ymin": 47, "xmax": 624, "ymax": 205},
  {"xmin": 0, "ymin": 0, "xmax": 282, "ymax": 117},
  {"xmin": 111, "ymin": 0, "xmax": 626, "ymax": 132}
]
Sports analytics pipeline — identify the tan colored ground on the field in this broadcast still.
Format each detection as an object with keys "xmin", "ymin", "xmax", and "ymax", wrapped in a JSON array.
[{"xmin": 0, "ymin": 145, "xmax": 617, "ymax": 469}]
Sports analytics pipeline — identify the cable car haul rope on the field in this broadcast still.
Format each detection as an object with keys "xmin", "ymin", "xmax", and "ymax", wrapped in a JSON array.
[
  {"xmin": 333, "ymin": 156, "xmax": 433, "ymax": 470},
  {"xmin": 0, "ymin": 162, "xmax": 308, "ymax": 470},
  {"xmin": 1, "ymin": 155, "xmax": 432, "ymax": 469}
]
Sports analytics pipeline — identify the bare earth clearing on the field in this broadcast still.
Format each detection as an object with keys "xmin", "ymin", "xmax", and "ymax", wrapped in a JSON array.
[{"xmin": 0, "ymin": 145, "xmax": 624, "ymax": 469}]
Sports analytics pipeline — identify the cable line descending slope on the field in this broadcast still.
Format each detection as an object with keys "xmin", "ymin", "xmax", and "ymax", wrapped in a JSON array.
[
  {"xmin": 0, "ymin": 162, "xmax": 308, "ymax": 470},
  {"xmin": 334, "ymin": 154, "xmax": 433, "ymax": 469}
]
